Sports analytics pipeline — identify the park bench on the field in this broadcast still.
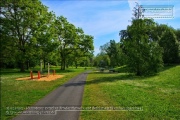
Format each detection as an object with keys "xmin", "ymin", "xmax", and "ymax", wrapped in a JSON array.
[
  {"xmin": 109, "ymin": 68, "xmax": 115, "ymax": 73},
  {"xmin": 100, "ymin": 68, "xmax": 105, "ymax": 72}
]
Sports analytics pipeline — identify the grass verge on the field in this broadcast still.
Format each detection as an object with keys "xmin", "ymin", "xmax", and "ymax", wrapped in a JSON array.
[{"xmin": 80, "ymin": 65, "xmax": 180, "ymax": 119}]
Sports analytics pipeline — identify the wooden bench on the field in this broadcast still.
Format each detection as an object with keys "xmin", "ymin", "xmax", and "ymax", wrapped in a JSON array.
[
  {"xmin": 100, "ymin": 68, "xmax": 105, "ymax": 72},
  {"xmin": 109, "ymin": 69, "xmax": 115, "ymax": 72}
]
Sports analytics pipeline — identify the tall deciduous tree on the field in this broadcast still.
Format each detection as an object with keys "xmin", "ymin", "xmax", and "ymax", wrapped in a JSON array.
[
  {"xmin": 54, "ymin": 16, "xmax": 77, "ymax": 70},
  {"xmin": 120, "ymin": 19, "xmax": 163, "ymax": 75},
  {"xmin": 155, "ymin": 24, "xmax": 179, "ymax": 64},
  {"xmin": 100, "ymin": 40, "xmax": 122, "ymax": 67},
  {"xmin": 159, "ymin": 28, "xmax": 179, "ymax": 64},
  {"xmin": 176, "ymin": 29, "xmax": 180, "ymax": 42},
  {"xmin": 69, "ymin": 33, "xmax": 94, "ymax": 68},
  {"xmin": 175, "ymin": 29, "xmax": 180, "ymax": 62},
  {"xmin": 1, "ymin": 0, "xmax": 50, "ymax": 71},
  {"xmin": 35, "ymin": 12, "xmax": 58, "ymax": 69},
  {"xmin": 93, "ymin": 53, "xmax": 110, "ymax": 68},
  {"xmin": 54, "ymin": 16, "xmax": 94, "ymax": 70}
]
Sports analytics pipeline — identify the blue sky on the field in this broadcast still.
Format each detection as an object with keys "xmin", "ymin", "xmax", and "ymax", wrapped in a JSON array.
[{"xmin": 41, "ymin": 0, "xmax": 180, "ymax": 56}]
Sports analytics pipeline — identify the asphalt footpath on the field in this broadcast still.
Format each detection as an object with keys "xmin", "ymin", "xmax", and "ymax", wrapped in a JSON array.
[{"xmin": 13, "ymin": 71, "xmax": 90, "ymax": 120}]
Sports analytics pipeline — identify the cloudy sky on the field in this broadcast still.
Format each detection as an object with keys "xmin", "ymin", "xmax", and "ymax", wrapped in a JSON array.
[{"xmin": 41, "ymin": 0, "xmax": 180, "ymax": 55}]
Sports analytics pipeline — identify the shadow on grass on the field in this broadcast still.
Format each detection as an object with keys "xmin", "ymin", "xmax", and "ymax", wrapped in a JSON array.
[
  {"xmin": 114, "ymin": 66, "xmax": 129, "ymax": 73},
  {"xmin": 160, "ymin": 64, "xmax": 180, "ymax": 72},
  {"xmin": 114, "ymin": 64, "xmax": 178, "ymax": 74},
  {"xmin": 1, "ymin": 69, "xmax": 30, "ymax": 75},
  {"xmin": 55, "ymin": 69, "xmax": 77, "ymax": 73},
  {"xmin": 63, "ymin": 81, "xmax": 86, "ymax": 87},
  {"xmin": 85, "ymin": 64, "xmax": 179, "ymax": 85},
  {"xmin": 89, "ymin": 72, "xmax": 120, "ymax": 75},
  {"xmin": 85, "ymin": 73, "xmax": 135, "ymax": 85}
]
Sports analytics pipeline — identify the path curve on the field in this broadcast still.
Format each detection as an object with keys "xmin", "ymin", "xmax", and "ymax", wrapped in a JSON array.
[{"xmin": 13, "ymin": 71, "xmax": 90, "ymax": 120}]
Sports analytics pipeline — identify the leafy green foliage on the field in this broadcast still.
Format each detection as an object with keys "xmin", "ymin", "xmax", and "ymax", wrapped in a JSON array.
[
  {"xmin": 54, "ymin": 16, "xmax": 94, "ymax": 70},
  {"xmin": 175, "ymin": 29, "xmax": 180, "ymax": 42},
  {"xmin": 100, "ymin": 40, "xmax": 123, "ymax": 67},
  {"xmin": 155, "ymin": 24, "xmax": 179, "ymax": 64},
  {"xmin": 120, "ymin": 19, "xmax": 163, "ymax": 75},
  {"xmin": 159, "ymin": 28, "xmax": 179, "ymax": 64},
  {"xmin": 93, "ymin": 53, "xmax": 110, "ymax": 68},
  {"xmin": 1, "ymin": 0, "xmax": 53, "ymax": 71},
  {"xmin": 0, "ymin": 1, "xmax": 94, "ymax": 71}
]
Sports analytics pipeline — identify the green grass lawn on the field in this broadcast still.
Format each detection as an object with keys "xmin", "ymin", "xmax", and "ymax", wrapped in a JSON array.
[
  {"xmin": 80, "ymin": 65, "xmax": 180, "ymax": 119},
  {"xmin": 1, "ymin": 67, "xmax": 90, "ymax": 120}
]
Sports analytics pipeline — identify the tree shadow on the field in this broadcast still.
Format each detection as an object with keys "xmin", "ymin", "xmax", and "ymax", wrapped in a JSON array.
[
  {"xmin": 85, "ymin": 64, "xmax": 179, "ymax": 85},
  {"xmin": 85, "ymin": 73, "xmax": 135, "ymax": 85},
  {"xmin": 1, "ymin": 69, "xmax": 30, "ymax": 75},
  {"xmin": 160, "ymin": 64, "xmax": 179, "ymax": 72},
  {"xmin": 88, "ymin": 72, "xmax": 119, "ymax": 75},
  {"xmin": 63, "ymin": 81, "xmax": 86, "ymax": 87}
]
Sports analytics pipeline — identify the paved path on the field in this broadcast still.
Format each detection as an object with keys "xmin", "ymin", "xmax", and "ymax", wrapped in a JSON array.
[{"xmin": 13, "ymin": 72, "xmax": 89, "ymax": 120}]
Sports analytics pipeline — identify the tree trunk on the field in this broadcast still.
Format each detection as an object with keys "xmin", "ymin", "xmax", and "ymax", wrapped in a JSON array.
[
  {"xmin": 61, "ymin": 58, "xmax": 66, "ymax": 70},
  {"xmin": 60, "ymin": 48, "xmax": 66, "ymax": 70},
  {"xmin": 136, "ymin": 64, "xmax": 141, "ymax": 76},
  {"xmin": 61, "ymin": 60, "xmax": 63, "ymax": 70},
  {"xmin": 26, "ymin": 60, "xmax": 29, "ymax": 70},
  {"xmin": 20, "ymin": 48, "xmax": 25, "ymax": 72},
  {"xmin": 20, "ymin": 61, "xmax": 25, "ymax": 72},
  {"xmin": 63, "ymin": 58, "xmax": 66, "ymax": 70},
  {"xmin": 44, "ymin": 59, "xmax": 46, "ymax": 69},
  {"xmin": 75, "ymin": 60, "xmax": 78, "ymax": 69}
]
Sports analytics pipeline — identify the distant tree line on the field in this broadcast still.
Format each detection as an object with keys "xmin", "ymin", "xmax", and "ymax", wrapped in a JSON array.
[
  {"xmin": 94, "ymin": 21, "xmax": 180, "ymax": 75},
  {"xmin": 93, "ymin": 3, "xmax": 180, "ymax": 76},
  {"xmin": 0, "ymin": 0, "xmax": 94, "ymax": 71}
]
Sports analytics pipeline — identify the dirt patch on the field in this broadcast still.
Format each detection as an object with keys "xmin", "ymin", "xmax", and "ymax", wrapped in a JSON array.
[{"xmin": 16, "ymin": 75, "xmax": 64, "ymax": 81}]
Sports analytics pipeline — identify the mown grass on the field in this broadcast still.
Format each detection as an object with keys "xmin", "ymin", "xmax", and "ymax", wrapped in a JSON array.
[
  {"xmin": 1, "ymin": 67, "xmax": 90, "ymax": 120},
  {"xmin": 80, "ymin": 65, "xmax": 180, "ymax": 119}
]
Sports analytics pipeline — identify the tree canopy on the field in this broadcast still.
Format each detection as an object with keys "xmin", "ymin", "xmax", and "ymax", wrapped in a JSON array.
[
  {"xmin": 120, "ymin": 19, "xmax": 163, "ymax": 75},
  {"xmin": 0, "ymin": 0, "xmax": 94, "ymax": 71}
]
